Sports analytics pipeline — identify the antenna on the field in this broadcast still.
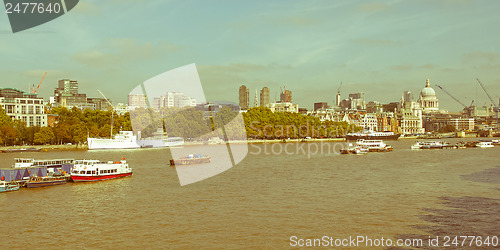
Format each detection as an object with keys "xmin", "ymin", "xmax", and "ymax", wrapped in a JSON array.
[{"xmin": 98, "ymin": 90, "xmax": 114, "ymax": 137}]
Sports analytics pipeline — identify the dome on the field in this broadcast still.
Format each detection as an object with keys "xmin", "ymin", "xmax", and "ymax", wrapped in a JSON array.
[
  {"xmin": 420, "ymin": 77, "xmax": 436, "ymax": 98},
  {"xmin": 420, "ymin": 86, "xmax": 436, "ymax": 97}
]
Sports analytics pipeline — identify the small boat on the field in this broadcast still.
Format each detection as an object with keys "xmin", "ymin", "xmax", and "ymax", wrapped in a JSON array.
[
  {"xmin": 71, "ymin": 158, "xmax": 132, "ymax": 182},
  {"xmin": 356, "ymin": 139, "xmax": 393, "ymax": 152},
  {"xmin": 1, "ymin": 148, "xmax": 41, "ymax": 153},
  {"xmin": 26, "ymin": 176, "xmax": 66, "ymax": 188},
  {"xmin": 345, "ymin": 131, "xmax": 400, "ymax": 141},
  {"xmin": 476, "ymin": 141, "xmax": 494, "ymax": 148},
  {"xmin": 170, "ymin": 154, "xmax": 211, "ymax": 166},
  {"xmin": 0, "ymin": 181, "xmax": 20, "ymax": 192}
]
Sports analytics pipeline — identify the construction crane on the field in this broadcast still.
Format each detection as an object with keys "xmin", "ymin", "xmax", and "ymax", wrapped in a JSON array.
[
  {"xmin": 31, "ymin": 72, "xmax": 47, "ymax": 94},
  {"xmin": 98, "ymin": 90, "xmax": 115, "ymax": 137},
  {"xmin": 435, "ymin": 85, "xmax": 468, "ymax": 108},
  {"xmin": 435, "ymin": 84, "xmax": 474, "ymax": 117},
  {"xmin": 476, "ymin": 78, "xmax": 499, "ymax": 128}
]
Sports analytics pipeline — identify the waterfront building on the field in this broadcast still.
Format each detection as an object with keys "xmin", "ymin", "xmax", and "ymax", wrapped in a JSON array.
[
  {"xmin": 153, "ymin": 92, "xmax": 196, "ymax": 110},
  {"xmin": 128, "ymin": 94, "xmax": 148, "ymax": 108},
  {"xmin": 115, "ymin": 103, "xmax": 137, "ymax": 115},
  {"xmin": 87, "ymin": 98, "xmax": 112, "ymax": 111},
  {"xmin": 362, "ymin": 113, "xmax": 378, "ymax": 131},
  {"xmin": 53, "ymin": 79, "xmax": 87, "ymax": 108},
  {"xmin": 267, "ymin": 102, "xmax": 299, "ymax": 113},
  {"xmin": 423, "ymin": 114, "xmax": 475, "ymax": 132},
  {"xmin": 260, "ymin": 87, "xmax": 270, "ymax": 107},
  {"xmin": 0, "ymin": 88, "xmax": 47, "ymax": 127},
  {"xmin": 418, "ymin": 77, "xmax": 439, "ymax": 114},
  {"xmin": 397, "ymin": 94, "xmax": 424, "ymax": 135},
  {"xmin": 239, "ymin": 85, "xmax": 249, "ymax": 110}
]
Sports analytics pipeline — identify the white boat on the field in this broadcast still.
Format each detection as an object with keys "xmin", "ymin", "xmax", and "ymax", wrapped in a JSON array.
[
  {"xmin": 410, "ymin": 141, "xmax": 454, "ymax": 150},
  {"xmin": 13, "ymin": 158, "xmax": 74, "ymax": 168},
  {"xmin": 476, "ymin": 141, "xmax": 494, "ymax": 148},
  {"xmin": 71, "ymin": 158, "xmax": 133, "ymax": 182},
  {"xmin": 340, "ymin": 143, "xmax": 369, "ymax": 154},
  {"xmin": 87, "ymin": 131, "xmax": 140, "ymax": 150},
  {"xmin": 345, "ymin": 131, "xmax": 400, "ymax": 141},
  {"xmin": 356, "ymin": 139, "xmax": 393, "ymax": 152},
  {"xmin": 0, "ymin": 181, "xmax": 20, "ymax": 192}
]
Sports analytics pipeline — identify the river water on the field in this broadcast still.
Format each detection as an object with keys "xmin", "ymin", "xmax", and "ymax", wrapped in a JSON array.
[{"xmin": 1, "ymin": 138, "xmax": 499, "ymax": 249}]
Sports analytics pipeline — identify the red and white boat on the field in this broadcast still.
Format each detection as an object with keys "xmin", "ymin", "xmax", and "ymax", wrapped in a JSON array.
[{"xmin": 70, "ymin": 158, "xmax": 132, "ymax": 182}]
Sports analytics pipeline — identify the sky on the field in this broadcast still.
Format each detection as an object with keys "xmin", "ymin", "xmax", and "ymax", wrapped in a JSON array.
[{"xmin": 1, "ymin": 0, "xmax": 500, "ymax": 112}]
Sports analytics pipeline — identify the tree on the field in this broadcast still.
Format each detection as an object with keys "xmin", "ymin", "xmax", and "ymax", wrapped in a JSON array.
[
  {"xmin": 439, "ymin": 125, "xmax": 457, "ymax": 133},
  {"xmin": 34, "ymin": 127, "xmax": 55, "ymax": 145}
]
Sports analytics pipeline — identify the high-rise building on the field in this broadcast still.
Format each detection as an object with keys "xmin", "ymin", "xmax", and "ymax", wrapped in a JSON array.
[
  {"xmin": 128, "ymin": 94, "xmax": 148, "ymax": 108},
  {"xmin": 280, "ymin": 88, "xmax": 292, "ymax": 103},
  {"xmin": 53, "ymin": 79, "xmax": 87, "ymax": 108},
  {"xmin": 152, "ymin": 92, "xmax": 196, "ymax": 110},
  {"xmin": 254, "ymin": 90, "xmax": 258, "ymax": 107},
  {"xmin": 239, "ymin": 85, "xmax": 249, "ymax": 110},
  {"xmin": 0, "ymin": 88, "xmax": 47, "ymax": 127},
  {"xmin": 404, "ymin": 91, "xmax": 413, "ymax": 102},
  {"xmin": 260, "ymin": 87, "xmax": 270, "ymax": 107}
]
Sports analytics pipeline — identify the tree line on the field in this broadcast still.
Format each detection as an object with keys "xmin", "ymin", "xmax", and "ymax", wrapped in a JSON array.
[{"xmin": 0, "ymin": 105, "xmax": 361, "ymax": 146}]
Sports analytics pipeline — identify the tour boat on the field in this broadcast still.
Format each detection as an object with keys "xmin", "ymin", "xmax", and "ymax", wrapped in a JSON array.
[
  {"xmin": 26, "ymin": 176, "xmax": 66, "ymax": 188},
  {"xmin": 71, "ymin": 158, "xmax": 133, "ymax": 182},
  {"xmin": 170, "ymin": 154, "xmax": 211, "ymax": 166},
  {"xmin": 340, "ymin": 143, "xmax": 368, "ymax": 155},
  {"xmin": 476, "ymin": 141, "xmax": 494, "ymax": 148},
  {"xmin": 345, "ymin": 131, "xmax": 400, "ymax": 141},
  {"xmin": 13, "ymin": 158, "xmax": 74, "ymax": 168},
  {"xmin": 136, "ymin": 129, "xmax": 185, "ymax": 148},
  {"xmin": 0, "ymin": 181, "xmax": 20, "ymax": 192},
  {"xmin": 355, "ymin": 139, "xmax": 393, "ymax": 152}
]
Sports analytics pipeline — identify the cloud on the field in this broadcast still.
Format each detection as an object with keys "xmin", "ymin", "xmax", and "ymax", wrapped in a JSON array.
[
  {"xmin": 352, "ymin": 38, "xmax": 399, "ymax": 46},
  {"xmin": 463, "ymin": 51, "xmax": 500, "ymax": 64},
  {"xmin": 274, "ymin": 16, "xmax": 317, "ymax": 27},
  {"xmin": 356, "ymin": 2, "xmax": 389, "ymax": 12},
  {"xmin": 73, "ymin": 38, "xmax": 179, "ymax": 69}
]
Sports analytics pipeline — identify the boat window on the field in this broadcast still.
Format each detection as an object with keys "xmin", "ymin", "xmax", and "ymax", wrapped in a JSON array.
[
  {"xmin": 86, "ymin": 171, "xmax": 92, "ymax": 174},
  {"xmin": 80, "ymin": 171, "xmax": 86, "ymax": 174},
  {"xmin": 91, "ymin": 171, "xmax": 95, "ymax": 175}
]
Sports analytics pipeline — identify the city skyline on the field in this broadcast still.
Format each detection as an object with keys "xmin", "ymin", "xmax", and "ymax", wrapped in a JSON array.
[{"xmin": 1, "ymin": 1, "xmax": 500, "ymax": 111}]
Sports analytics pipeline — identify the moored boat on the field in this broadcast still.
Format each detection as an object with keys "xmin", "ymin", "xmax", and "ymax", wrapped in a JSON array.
[
  {"xmin": 345, "ymin": 131, "xmax": 400, "ymax": 141},
  {"xmin": 476, "ymin": 141, "xmax": 494, "ymax": 148},
  {"xmin": 0, "ymin": 181, "xmax": 20, "ymax": 192},
  {"xmin": 340, "ymin": 143, "xmax": 368, "ymax": 155},
  {"xmin": 71, "ymin": 158, "xmax": 132, "ymax": 182},
  {"xmin": 26, "ymin": 176, "xmax": 66, "ymax": 188},
  {"xmin": 170, "ymin": 154, "xmax": 211, "ymax": 166},
  {"xmin": 87, "ymin": 131, "xmax": 140, "ymax": 150},
  {"xmin": 1, "ymin": 148, "xmax": 41, "ymax": 153},
  {"xmin": 355, "ymin": 139, "xmax": 393, "ymax": 152}
]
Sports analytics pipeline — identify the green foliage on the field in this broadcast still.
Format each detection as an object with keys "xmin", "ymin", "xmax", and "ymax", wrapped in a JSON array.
[
  {"xmin": 438, "ymin": 124, "xmax": 457, "ymax": 133},
  {"xmin": 34, "ymin": 127, "xmax": 55, "ymax": 145}
]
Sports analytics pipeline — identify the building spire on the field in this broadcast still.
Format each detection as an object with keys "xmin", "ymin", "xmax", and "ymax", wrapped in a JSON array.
[{"xmin": 426, "ymin": 76, "xmax": 430, "ymax": 87}]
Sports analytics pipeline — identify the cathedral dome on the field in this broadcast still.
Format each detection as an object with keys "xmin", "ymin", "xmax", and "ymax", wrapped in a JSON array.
[{"xmin": 420, "ymin": 77, "xmax": 436, "ymax": 98}]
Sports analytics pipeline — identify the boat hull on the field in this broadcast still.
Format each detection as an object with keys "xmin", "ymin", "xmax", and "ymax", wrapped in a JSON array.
[
  {"xmin": 71, "ymin": 172, "xmax": 132, "ymax": 182},
  {"xmin": 345, "ymin": 134, "xmax": 400, "ymax": 141},
  {"xmin": 87, "ymin": 138, "xmax": 140, "ymax": 150},
  {"xmin": 0, "ymin": 185, "xmax": 20, "ymax": 192},
  {"xmin": 170, "ymin": 157, "xmax": 211, "ymax": 166},
  {"xmin": 26, "ymin": 179, "xmax": 66, "ymax": 188}
]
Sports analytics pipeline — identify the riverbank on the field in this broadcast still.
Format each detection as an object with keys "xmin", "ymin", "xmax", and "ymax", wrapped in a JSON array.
[{"xmin": 0, "ymin": 144, "xmax": 88, "ymax": 153}]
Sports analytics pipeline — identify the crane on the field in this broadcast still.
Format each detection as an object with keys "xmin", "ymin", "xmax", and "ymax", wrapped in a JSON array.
[
  {"xmin": 31, "ymin": 72, "xmax": 47, "ymax": 94},
  {"xmin": 98, "ymin": 90, "xmax": 115, "ymax": 137},
  {"xmin": 435, "ymin": 84, "xmax": 473, "ymax": 117},
  {"xmin": 435, "ymin": 85, "xmax": 468, "ymax": 108},
  {"xmin": 476, "ymin": 78, "xmax": 499, "ymax": 128}
]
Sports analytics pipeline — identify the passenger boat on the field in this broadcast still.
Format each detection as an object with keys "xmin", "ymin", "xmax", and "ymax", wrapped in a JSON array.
[
  {"xmin": 26, "ymin": 176, "xmax": 66, "ymax": 188},
  {"xmin": 345, "ymin": 131, "xmax": 400, "ymax": 141},
  {"xmin": 87, "ymin": 131, "xmax": 141, "ymax": 150},
  {"xmin": 476, "ymin": 141, "xmax": 494, "ymax": 148},
  {"xmin": 13, "ymin": 158, "xmax": 74, "ymax": 168},
  {"xmin": 136, "ymin": 129, "xmax": 185, "ymax": 148},
  {"xmin": 340, "ymin": 143, "xmax": 368, "ymax": 154},
  {"xmin": 170, "ymin": 154, "xmax": 211, "ymax": 166},
  {"xmin": 355, "ymin": 139, "xmax": 393, "ymax": 152},
  {"xmin": 71, "ymin": 158, "xmax": 133, "ymax": 182},
  {"xmin": 0, "ymin": 181, "xmax": 20, "ymax": 192},
  {"xmin": 410, "ymin": 141, "xmax": 455, "ymax": 150}
]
